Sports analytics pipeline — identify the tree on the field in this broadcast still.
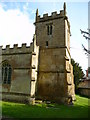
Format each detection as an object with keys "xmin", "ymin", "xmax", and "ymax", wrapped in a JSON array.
[{"xmin": 71, "ymin": 58, "xmax": 85, "ymax": 93}]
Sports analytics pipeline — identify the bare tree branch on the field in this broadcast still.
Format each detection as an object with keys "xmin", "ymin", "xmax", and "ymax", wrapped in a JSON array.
[
  {"xmin": 82, "ymin": 44, "xmax": 90, "ymax": 54},
  {"xmin": 80, "ymin": 29, "xmax": 90, "ymax": 36},
  {"xmin": 83, "ymin": 34, "xmax": 90, "ymax": 40}
]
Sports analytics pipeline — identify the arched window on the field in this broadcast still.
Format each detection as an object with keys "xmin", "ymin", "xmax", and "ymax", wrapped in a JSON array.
[{"xmin": 2, "ymin": 62, "xmax": 12, "ymax": 84}]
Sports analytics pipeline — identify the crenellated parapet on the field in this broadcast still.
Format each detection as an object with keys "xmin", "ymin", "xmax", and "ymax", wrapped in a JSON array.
[
  {"xmin": 1, "ymin": 42, "xmax": 34, "ymax": 55},
  {"xmin": 35, "ymin": 10, "xmax": 67, "ymax": 23},
  {"xmin": 35, "ymin": 2, "xmax": 67, "ymax": 24}
]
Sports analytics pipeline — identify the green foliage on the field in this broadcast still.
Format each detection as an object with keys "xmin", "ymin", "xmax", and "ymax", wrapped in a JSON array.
[
  {"xmin": 0, "ymin": 95, "xmax": 89, "ymax": 119},
  {"xmin": 71, "ymin": 58, "xmax": 84, "ymax": 93}
]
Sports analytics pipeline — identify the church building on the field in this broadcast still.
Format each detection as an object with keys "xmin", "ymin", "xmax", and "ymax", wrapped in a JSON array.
[{"xmin": 0, "ymin": 3, "xmax": 75, "ymax": 104}]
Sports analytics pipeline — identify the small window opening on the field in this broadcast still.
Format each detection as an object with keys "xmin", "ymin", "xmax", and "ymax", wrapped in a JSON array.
[
  {"xmin": 50, "ymin": 25, "xmax": 52, "ymax": 35},
  {"xmin": 47, "ymin": 26, "xmax": 49, "ymax": 35},
  {"xmin": 46, "ymin": 41, "xmax": 48, "ymax": 47}
]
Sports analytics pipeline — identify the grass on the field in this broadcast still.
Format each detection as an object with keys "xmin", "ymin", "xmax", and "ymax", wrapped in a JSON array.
[{"xmin": 0, "ymin": 95, "xmax": 90, "ymax": 119}]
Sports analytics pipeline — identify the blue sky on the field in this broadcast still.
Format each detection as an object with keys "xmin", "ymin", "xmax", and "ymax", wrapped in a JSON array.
[{"xmin": 0, "ymin": 1, "xmax": 88, "ymax": 73}]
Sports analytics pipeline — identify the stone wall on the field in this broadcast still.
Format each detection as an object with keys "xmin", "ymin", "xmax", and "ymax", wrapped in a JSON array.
[
  {"xmin": 78, "ymin": 80, "xmax": 90, "ymax": 97},
  {"xmin": 65, "ymin": 48, "xmax": 75, "ymax": 99},
  {"xmin": 30, "ymin": 35, "xmax": 39, "ymax": 97},
  {"xmin": 36, "ymin": 47, "xmax": 68, "ymax": 103},
  {"xmin": 35, "ymin": 13, "xmax": 65, "ymax": 47},
  {"xmin": 78, "ymin": 88, "xmax": 90, "ymax": 97},
  {"xmin": 35, "ymin": 4, "xmax": 75, "ymax": 104},
  {"xmin": 0, "ymin": 35, "xmax": 39, "ymax": 103}
]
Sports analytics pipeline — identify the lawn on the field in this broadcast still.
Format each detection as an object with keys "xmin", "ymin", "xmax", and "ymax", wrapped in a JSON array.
[{"xmin": 0, "ymin": 95, "xmax": 90, "ymax": 119}]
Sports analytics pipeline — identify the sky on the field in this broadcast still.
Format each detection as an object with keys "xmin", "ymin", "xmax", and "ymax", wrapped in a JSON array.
[{"xmin": 0, "ymin": 0, "xmax": 89, "ymax": 73}]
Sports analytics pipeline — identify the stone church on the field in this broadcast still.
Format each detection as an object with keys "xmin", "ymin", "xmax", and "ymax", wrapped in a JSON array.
[{"xmin": 0, "ymin": 3, "xmax": 75, "ymax": 104}]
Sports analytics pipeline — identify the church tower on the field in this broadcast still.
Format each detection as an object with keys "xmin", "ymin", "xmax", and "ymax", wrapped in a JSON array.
[{"xmin": 35, "ymin": 3, "xmax": 75, "ymax": 104}]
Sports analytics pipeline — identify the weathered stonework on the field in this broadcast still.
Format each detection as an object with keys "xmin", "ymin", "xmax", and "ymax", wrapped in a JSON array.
[
  {"xmin": 0, "ymin": 3, "xmax": 75, "ymax": 104},
  {"xmin": 0, "ymin": 36, "xmax": 39, "ymax": 103}
]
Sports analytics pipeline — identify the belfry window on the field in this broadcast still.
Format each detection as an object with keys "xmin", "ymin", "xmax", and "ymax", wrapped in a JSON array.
[
  {"xmin": 47, "ymin": 24, "xmax": 52, "ymax": 35},
  {"xmin": 2, "ymin": 62, "xmax": 12, "ymax": 84},
  {"xmin": 47, "ymin": 26, "xmax": 49, "ymax": 35},
  {"xmin": 50, "ymin": 25, "xmax": 52, "ymax": 35}
]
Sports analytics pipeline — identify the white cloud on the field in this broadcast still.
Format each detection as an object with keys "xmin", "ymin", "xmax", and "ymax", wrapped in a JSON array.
[
  {"xmin": 0, "ymin": 5, "xmax": 35, "ymax": 48},
  {"xmin": 23, "ymin": 3, "xmax": 29, "ymax": 11}
]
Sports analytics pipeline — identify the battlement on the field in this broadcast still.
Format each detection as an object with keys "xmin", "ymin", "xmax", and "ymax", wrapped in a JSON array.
[
  {"xmin": 36, "ymin": 10, "xmax": 66, "ymax": 23},
  {"xmin": 35, "ymin": 3, "xmax": 67, "ymax": 23},
  {"xmin": 1, "ymin": 42, "xmax": 34, "ymax": 55}
]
